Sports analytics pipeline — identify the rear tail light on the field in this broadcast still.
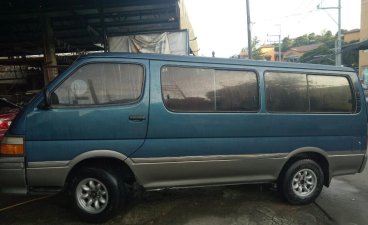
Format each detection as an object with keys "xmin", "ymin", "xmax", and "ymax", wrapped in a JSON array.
[
  {"xmin": 0, "ymin": 136, "xmax": 24, "ymax": 156},
  {"xmin": 0, "ymin": 113, "xmax": 16, "ymax": 130},
  {"xmin": 0, "ymin": 118, "xmax": 11, "ymax": 129}
]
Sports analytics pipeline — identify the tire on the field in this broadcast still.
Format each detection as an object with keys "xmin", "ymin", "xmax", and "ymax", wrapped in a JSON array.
[
  {"xmin": 69, "ymin": 167, "xmax": 126, "ymax": 223},
  {"xmin": 278, "ymin": 159, "xmax": 324, "ymax": 205}
]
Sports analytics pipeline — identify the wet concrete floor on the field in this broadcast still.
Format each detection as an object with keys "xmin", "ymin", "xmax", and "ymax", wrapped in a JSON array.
[{"xmin": 1, "ymin": 168, "xmax": 367, "ymax": 225}]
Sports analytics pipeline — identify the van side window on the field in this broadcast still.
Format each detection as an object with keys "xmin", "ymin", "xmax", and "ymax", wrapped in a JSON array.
[
  {"xmin": 161, "ymin": 66, "xmax": 258, "ymax": 112},
  {"xmin": 308, "ymin": 75, "xmax": 353, "ymax": 113},
  {"xmin": 265, "ymin": 72, "xmax": 354, "ymax": 113},
  {"xmin": 215, "ymin": 70, "xmax": 258, "ymax": 111},
  {"xmin": 265, "ymin": 72, "xmax": 308, "ymax": 112},
  {"xmin": 53, "ymin": 63, "xmax": 144, "ymax": 106}
]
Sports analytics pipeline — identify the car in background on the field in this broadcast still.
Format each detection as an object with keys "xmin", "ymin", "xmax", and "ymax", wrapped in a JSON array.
[{"xmin": 0, "ymin": 98, "xmax": 20, "ymax": 140}]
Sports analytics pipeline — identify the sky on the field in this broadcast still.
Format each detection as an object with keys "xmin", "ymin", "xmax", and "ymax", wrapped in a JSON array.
[{"xmin": 184, "ymin": 0, "xmax": 361, "ymax": 58}]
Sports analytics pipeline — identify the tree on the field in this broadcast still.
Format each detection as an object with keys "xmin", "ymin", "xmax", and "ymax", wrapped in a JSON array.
[
  {"xmin": 317, "ymin": 30, "xmax": 333, "ymax": 43},
  {"xmin": 294, "ymin": 34, "xmax": 310, "ymax": 47},
  {"xmin": 299, "ymin": 30, "xmax": 358, "ymax": 67},
  {"xmin": 251, "ymin": 37, "xmax": 264, "ymax": 60},
  {"xmin": 299, "ymin": 40, "xmax": 335, "ymax": 65},
  {"xmin": 342, "ymin": 40, "xmax": 359, "ymax": 68},
  {"xmin": 281, "ymin": 37, "xmax": 293, "ymax": 51},
  {"xmin": 308, "ymin": 33, "xmax": 316, "ymax": 43}
]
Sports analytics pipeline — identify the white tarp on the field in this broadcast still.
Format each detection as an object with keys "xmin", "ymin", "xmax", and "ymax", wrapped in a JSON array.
[{"xmin": 108, "ymin": 31, "xmax": 189, "ymax": 55}]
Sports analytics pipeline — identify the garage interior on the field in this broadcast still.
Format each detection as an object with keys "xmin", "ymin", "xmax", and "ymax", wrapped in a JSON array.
[{"xmin": 0, "ymin": 0, "xmax": 197, "ymax": 104}]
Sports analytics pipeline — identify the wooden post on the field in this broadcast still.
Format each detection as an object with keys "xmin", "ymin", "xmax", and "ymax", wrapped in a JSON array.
[{"xmin": 42, "ymin": 16, "xmax": 58, "ymax": 85}]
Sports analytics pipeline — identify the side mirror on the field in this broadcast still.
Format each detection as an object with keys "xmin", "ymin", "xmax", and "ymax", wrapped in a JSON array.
[{"xmin": 43, "ymin": 88, "xmax": 51, "ymax": 108}]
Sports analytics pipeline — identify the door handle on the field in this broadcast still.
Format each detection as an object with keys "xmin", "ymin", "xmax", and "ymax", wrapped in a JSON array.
[{"xmin": 129, "ymin": 115, "xmax": 146, "ymax": 121}]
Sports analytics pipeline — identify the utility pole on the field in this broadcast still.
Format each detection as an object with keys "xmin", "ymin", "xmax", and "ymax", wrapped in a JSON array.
[
  {"xmin": 277, "ymin": 24, "xmax": 281, "ymax": 62},
  {"xmin": 246, "ymin": 0, "xmax": 252, "ymax": 59},
  {"xmin": 278, "ymin": 34, "xmax": 281, "ymax": 62},
  {"xmin": 267, "ymin": 24, "xmax": 282, "ymax": 62},
  {"xmin": 337, "ymin": 0, "xmax": 341, "ymax": 66},
  {"xmin": 317, "ymin": 0, "xmax": 342, "ymax": 66}
]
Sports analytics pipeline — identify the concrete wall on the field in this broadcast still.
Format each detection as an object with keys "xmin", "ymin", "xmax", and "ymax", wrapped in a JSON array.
[
  {"xmin": 344, "ymin": 30, "xmax": 360, "ymax": 43},
  {"xmin": 360, "ymin": 0, "xmax": 368, "ymax": 78}
]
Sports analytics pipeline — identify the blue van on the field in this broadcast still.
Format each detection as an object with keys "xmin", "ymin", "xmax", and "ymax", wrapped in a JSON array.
[{"xmin": 0, "ymin": 53, "xmax": 367, "ymax": 222}]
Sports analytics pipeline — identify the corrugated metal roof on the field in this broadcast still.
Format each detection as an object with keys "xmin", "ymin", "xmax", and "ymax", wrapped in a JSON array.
[
  {"xmin": 342, "ymin": 40, "xmax": 368, "ymax": 51},
  {"xmin": 289, "ymin": 43, "xmax": 323, "ymax": 53},
  {"xmin": 0, "ymin": 0, "xmax": 180, "ymax": 57}
]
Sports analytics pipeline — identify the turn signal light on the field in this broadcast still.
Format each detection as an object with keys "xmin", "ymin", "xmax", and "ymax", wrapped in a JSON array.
[
  {"xmin": 0, "ymin": 144, "xmax": 24, "ymax": 155},
  {"xmin": 0, "ymin": 137, "xmax": 24, "ymax": 156}
]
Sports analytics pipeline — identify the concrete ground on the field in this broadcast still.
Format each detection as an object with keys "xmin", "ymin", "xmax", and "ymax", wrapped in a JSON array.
[
  {"xmin": 315, "ymin": 167, "xmax": 368, "ymax": 225},
  {"xmin": 1, "ymin": 168, "xmax": 367, "ymax": 225}
]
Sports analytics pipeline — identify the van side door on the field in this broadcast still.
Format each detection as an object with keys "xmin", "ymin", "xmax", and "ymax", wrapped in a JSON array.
[{"xmin": 130, "ymin": 60, "xmax": 269, "ymax": 188}]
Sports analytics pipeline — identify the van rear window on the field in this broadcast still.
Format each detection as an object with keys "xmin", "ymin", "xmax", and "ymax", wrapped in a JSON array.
[
  {"xmin": 161, "ymin": 66, "xmax": 259, "ymax": 112},
  {"xmin": 265, "ymin": 72, "xmax": 353, "ymax": 113}
]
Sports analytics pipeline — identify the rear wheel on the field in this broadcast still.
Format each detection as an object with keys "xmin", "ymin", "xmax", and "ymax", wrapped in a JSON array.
[
  {"xmin": 69, "ymin": 167, "xmax": 126, "ymax": 223},
  {"xmin": 278, "ymin": 159, "xmax": 324, "ymax": 205}
]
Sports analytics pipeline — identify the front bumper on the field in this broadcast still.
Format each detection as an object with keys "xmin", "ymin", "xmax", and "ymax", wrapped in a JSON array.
[{"xmin": 0, "ymin": 157, "xmax": 27, "ymax": 194}]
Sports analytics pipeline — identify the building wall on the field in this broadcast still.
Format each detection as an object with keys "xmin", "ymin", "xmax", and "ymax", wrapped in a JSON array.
[
  {"xmin": 360, "ymin": 0, "xmax": 368, "ymax": 79},
  {"xmin": 283, "ymin": 50, "xmax": 303, "ymax": 62},
  {"xmin": 179, "ymin": 0, "xmax": 199, "ymax": 55},
  {"xmin": 259, "ymin": 46, "xmax": 275, "ymax": 61},
  {"xmin": 344, "ymin": 30, "xmax": 360, "ymax": 43}
]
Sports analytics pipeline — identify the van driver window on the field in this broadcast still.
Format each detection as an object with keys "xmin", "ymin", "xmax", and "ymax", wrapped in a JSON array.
[{"xmin": 53, "ymin": 63, "xmax": 144, "ymax": 106}]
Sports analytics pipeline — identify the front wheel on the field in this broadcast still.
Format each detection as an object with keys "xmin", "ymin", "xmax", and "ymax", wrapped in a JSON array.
[
  {"xmin": 278, "ymin": 159, "xmax": 324, "ymax": 205},
  {"xmin": 69, "ymin": 167, "xmax": 125, "ymax": 223}
]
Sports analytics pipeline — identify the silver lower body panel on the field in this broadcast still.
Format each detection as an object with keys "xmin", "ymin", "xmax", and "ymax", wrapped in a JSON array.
[
  {"xmin": 130, "ymin": 154, "xmax": 287, "ymax": 189},
  {"xmin": 129, "ymin": 152, "xmax": 366, "ymax": 190},
  {"xmin": 0, "ymin": 157, "xmax": 27, "ymax": 194},
  {"xmin": 10, "ymin": 151, "xmax": 366, "ymax": 193}
]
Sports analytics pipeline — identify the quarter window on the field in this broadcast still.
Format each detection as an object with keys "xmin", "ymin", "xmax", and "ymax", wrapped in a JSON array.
[
  {"xmin": 265, "ymin": 72, "xmax": 353, "ymax": 113},
  {"xmin": 265, "ymin": 72, "xmax": 308, "ymax": 112},
  {"xmin": 53, "ymin": 63, "xmax": 144, "ymax": 106},
  {"xmin": 161, "ymin": 66, "xmax": 259, "ymax": 112},
  {"xmin": 308, "ymin": 75, "xmax": 353, "ymax": 112}
]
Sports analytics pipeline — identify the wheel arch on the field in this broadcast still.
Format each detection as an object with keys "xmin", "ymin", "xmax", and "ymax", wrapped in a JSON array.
[
  {"xmin": 64, "ymin": 150, "xmax": 137, "ymax": 189},
  {"xmin": 279, "ymin": 147, "xmax": 331, "ymax": 187}
]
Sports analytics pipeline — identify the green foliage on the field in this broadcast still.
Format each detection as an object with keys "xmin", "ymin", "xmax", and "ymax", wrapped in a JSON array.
[
  {"xmin": 270, "ymin": 30, "xmax": 337, "ymax": 56},
  {"xmin": 248, "ymin": 29, "xmax": 358, "ymax": 67},
  {"xmin": 279, "ymin": 30, "xmax": 336, "ymax": 52},
  {"xmin": 318, "ymin": 30, "xmax": 333, "ymax": 42},
  {"xmin": 342, "ymin": 40, "xmax": 359, "ymax": 68},
  {"xmin": 281, "ymin": 37, "xmax": 293, "ymax": 51},
  {"xmin": 299, "ymin": 40, "xmax": 335, "ymax": 65},
  {"xmin": 299, "ymin": 32, "xmax": 359, "ymax": 67},
  {"xmin": 308, "ymin": 33, "xmax": 316, "ymax": 42},
  {"xmin": 294, "ymin": 34, "xmax": 310, "ymax": 47},
  {"xmin": 251, "ymin": 37, "xmax": 264, "ymax": 60}
]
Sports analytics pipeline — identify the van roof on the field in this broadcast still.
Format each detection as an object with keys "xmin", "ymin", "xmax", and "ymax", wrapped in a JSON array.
[{"xmin": 84, "ymin": 52, "xmax": 355, "ymax": 73}]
